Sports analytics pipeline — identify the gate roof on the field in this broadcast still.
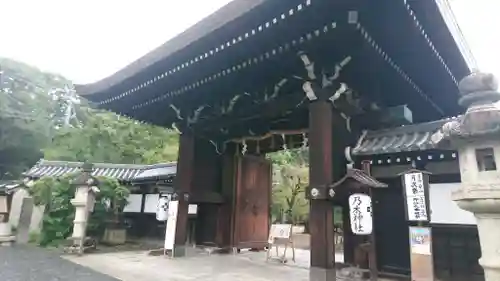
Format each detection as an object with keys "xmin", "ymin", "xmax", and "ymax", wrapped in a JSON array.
[{"xmin": 75, "ymin": 0, "xmax": 476, "ymax": 149}]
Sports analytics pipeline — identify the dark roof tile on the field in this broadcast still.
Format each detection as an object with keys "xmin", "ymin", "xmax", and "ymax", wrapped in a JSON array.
[
  {"xmin": 23, "ymin": 160, "xmax": 177, "ymax": 182},
  {"xmin": 331, "ymin": 169, "xmax": 388, "ymax": 190},
  {"xmin": 353, "ymin": 116, "xmax": 461, "ymax": 156}
]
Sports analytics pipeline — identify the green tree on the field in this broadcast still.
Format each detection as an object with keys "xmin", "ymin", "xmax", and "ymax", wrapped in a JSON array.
[
  {"xmin": 44, "ymin": 108, "xmax": 179, "ymax": 164},
  {"xmin": 268, "ymin": 148, "xmax": 309, "ymax": 224},
  {"xmin": 0, "ymin": 58, "xmax": 59, "ymax": 178},
  {"xmin": 28, "ymin": 174, "xmax": 130, "ymax": 247},
  {"xmin": 0, "ymin": 58, "xmax": 179, "ymax": 178}
]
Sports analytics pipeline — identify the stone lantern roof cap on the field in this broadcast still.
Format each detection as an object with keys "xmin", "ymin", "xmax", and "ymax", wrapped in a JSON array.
[
  {"xmin": 436, "ymin": 71, "xmax": 500, "ymax": 143},
  {"xmin": 458, "ymin": 71, "xmax": 500, "ymax": 107},
  {"xmin": 70, "ymin": 162, "xmax": 99, "ymax": 188}
]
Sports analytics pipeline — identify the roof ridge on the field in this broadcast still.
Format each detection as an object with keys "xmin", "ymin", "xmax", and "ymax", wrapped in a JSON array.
[
  {"xmin": 36, "ymin": 159, "xmax": 151, "ymax": 169},
  {"xmin": 34, "ymin": 159, "xmax": 178, "ymax": 170},
  {"xmin": 366, "ymin": 115, "xmax": 463, "ymax": 135},
  {"xmin": 353, "ymin": 116, "xmax": 462, "ymax": 156}
]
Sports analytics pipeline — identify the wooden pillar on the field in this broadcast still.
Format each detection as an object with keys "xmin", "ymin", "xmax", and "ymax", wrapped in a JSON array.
[
  {"xmin": 173, "ymin": 133, "xmax": 195, "ymax": 256},
  {"xmin": 308, "ymin": 101, "xmax": 336, "ymax": 271},
  {"xmin": 343, "ymin": 198, "xmax": 355, "ymax": 264},
  {"xmin": 362, "ymin": 160, "xmax": 379, "ymax": 281}
]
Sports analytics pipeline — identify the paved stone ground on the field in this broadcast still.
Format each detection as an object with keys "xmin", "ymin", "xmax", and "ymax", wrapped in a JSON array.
[
  {"xmin": 0, "ymin": 244, "xmax": 395, "ymax": 281},
  {"xmin": 66, "ymin": 249, "xmax": 315, "ymax": 281},
  {"xmin": 65, "ymin": 249, "xmax": 396, "ymax": 281},
  {"xmin": 0, "ymin": 245, "xmax": 118, "ymax": 281}
]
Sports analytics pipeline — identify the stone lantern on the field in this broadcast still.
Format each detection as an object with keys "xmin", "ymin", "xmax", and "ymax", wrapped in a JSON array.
[
  {"xmin": 433, "ymin": 72, "xmax": 500, "ymax": 280},
  {"xmin": 68, "ymin": 162, "xmax": 99, "ymax": 254}
]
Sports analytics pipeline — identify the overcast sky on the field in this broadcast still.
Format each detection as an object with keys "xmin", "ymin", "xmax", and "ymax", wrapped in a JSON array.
[{"xmin": 0, "ymin": 0, "xmax": 498, "ymax": 84}]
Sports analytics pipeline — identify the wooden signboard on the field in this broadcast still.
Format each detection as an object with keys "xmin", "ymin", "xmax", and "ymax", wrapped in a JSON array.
[
  {"xmin": 409, "ymin": 226, "xmax": 435, "ymax": 281},
  {"xmin": 402, "ymin": 171, "xmax": 431, "ymax": 222},
  {"xmin": 266, "ymin": 224, "xmax": 295, "ymax": 263},
  {"xmin": 164, "ymin": 200, "xmax": 179, "ymax": 257},
  {"xmin": 401, "ymin": 170, "xmax": 434, "ymax": 280}
]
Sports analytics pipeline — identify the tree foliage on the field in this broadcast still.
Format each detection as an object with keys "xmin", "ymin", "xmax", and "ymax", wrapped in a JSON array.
[
  {"xmin": 268, "ymin": 148, "xmax": 309, "ymax": 224},
  {"xmin": 0, "ymin": 58, "xmax": 179, "ymax": 180},
  {"xmin": 27, "ymin": 174, "xmax": 129, "ymax": 247},
  {"xmin": 44, "ymin": 108, "xmax": 179, "ymax": 164},
  {"xmin": 0, "ymin": 58, "xmax": 60, "ymax": 178}
]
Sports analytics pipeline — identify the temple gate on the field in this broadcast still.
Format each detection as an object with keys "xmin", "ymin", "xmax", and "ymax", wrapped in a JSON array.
[{"xmin": 76, "ymin": 0, "xmax": 474, "ymax": 279}]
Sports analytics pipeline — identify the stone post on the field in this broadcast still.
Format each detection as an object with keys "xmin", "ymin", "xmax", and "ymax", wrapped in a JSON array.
[
  {"xmin": 0, "ymin": 189, "xmax": 15, "ymax": 246},
  {"xmin": 436, "ymin": 72, "xmax": 500, "ymax": 280},
  {"xmin": 69, "ymin": 163, "xmax": 99, "ymax": 254}
]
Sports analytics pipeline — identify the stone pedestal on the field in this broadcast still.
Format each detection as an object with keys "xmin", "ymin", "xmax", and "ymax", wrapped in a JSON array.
[
  {"xmin": 102, "ymin": 228, "xmax": 127, "ymax": 245},
  {"xmin": 455, "ymin": 198, "xmax": 500, "ymax": 280},
  {"xmin": 0, "ymin": 222, "xmax": 15, "ymax": 246}
]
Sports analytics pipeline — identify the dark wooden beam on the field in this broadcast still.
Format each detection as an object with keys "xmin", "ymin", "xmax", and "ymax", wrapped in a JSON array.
[
  {"xmin": 361, "ymin": 160, "xmax": 379, "ymax": 281},
  {"xmin": 203, "ymin": 108, "xmax": 308, "ymax": 140},
  {"xmin": 308, "ymin": 101, "xmax": 336, "ymax": 273},
  {"xmin": 173, "ymin": 133, "xmax": 196, "ymax": 257},
  {"xmin": 193, "ymin": 89, "xmax": 306, "ymax": 133},
  {"xmin": 190, "ymin": 191, "xmax": 225, "ymax": 204}
]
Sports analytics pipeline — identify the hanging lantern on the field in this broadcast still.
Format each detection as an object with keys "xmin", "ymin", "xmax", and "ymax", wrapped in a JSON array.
[
  {"xmin": 241, "ymin": 139, "xmax": 248, "ymax": 155},
  {"xmin": 348, "ymin": 193, "xmax": 373, "ymax": 235},
  {"xmin": 301, "ymin": 132, "xmax": 308, "ymax": 149},
  {"xmin": 281, "ymin": 134, "xmax": 287, "ymax": 150},
  {"xmin": 156, "ymin": 196, "xmax": 170, "ymax": 221}
]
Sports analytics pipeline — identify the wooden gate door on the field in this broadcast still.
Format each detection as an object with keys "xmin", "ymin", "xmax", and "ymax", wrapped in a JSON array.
[{"xmin": 233, "ymin": 155, "xmax": 271, "ymax": 250}]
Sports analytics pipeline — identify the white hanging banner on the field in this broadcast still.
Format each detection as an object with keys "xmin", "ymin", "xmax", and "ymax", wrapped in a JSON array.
[
  {"xmin": 164, "ymin": 200, "xmax": 179, "ymax": 252},
  {"xmin": 156, "ymin": 196, "xmax": 170, "ymax": 221},
  {"xmin": 403, "ymin": 172, "xmax": 429, "ymax": 222},
  {"xmin": 348, "ymin": 193, "xmax": 373, "ymax": 235}
]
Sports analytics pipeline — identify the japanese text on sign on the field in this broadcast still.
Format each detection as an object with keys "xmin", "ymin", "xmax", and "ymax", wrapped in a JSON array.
[
  {"xmin": 348, "ymin": 193, "xmax": 373, "ymax": 235},
  {"xmin": 404, "ymin": 172, "xmax": 428, "ymax": 221}
]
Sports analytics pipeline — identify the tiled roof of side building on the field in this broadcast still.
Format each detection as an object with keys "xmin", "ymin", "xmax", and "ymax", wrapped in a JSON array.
[
  {"xmin": 23, "ymin": 160, "xmax": 177, "ymax": 182},
  {"xmin": 352, "ymin": 116, "xmax": 462, "ymax": 156}
]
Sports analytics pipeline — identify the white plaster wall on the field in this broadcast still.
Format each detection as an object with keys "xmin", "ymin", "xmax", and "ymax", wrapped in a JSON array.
[
  {"xmin": 429, "ymin": 183, "xmax": 477, "ymax": 225},
  {"xmin": 9, "ymin": 189, "xmax": 45, "ymax": 233}
]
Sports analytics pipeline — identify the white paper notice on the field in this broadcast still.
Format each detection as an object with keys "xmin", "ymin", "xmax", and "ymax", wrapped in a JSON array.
[
  {"xmin": 404, "ymin": 172, "xmax": 428, "ymax": 221},
  {"xmin": 268, "ymin": 224, "xmax": 292, "ymax": 243},
  {"xmin": 164, "ymin": 200, "xmax": 179, "ymax": 251},
  {"xmin": 123, "ymin": 194, "xmax": 143, "ymax": 213}
]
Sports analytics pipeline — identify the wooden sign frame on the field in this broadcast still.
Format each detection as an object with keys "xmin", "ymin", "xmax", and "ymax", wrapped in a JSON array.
[{"xmin": 266, "ymin": 224, "xmax": 296, "ymax": 264}]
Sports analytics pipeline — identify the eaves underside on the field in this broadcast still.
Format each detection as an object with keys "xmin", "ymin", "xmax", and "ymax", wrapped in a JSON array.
[{"xmin": 76, "ymin": 0, "xmax": 474, "ymax": 101}]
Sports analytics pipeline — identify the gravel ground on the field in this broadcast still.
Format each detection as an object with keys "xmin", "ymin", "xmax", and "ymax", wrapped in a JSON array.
[{"xmin": 0, "ymin": 245, "xmax": 118, "ymax": 281}]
